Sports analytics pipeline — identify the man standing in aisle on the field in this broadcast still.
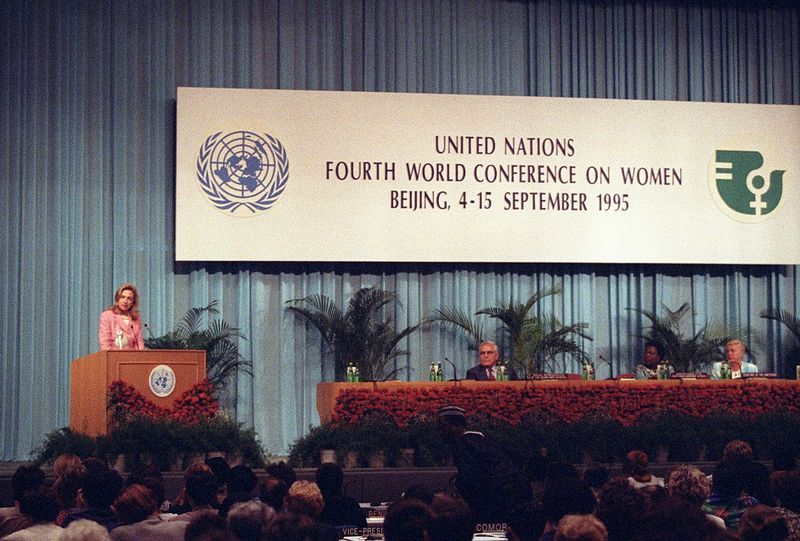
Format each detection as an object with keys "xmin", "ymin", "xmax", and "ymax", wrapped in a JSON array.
[{"xmin": 465, "ymin": 341, "xmax": 518, "ymax": 380}]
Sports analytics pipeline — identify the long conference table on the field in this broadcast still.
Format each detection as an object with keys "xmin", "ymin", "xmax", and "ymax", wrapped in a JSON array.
[{"xmin": 316, "ymin": 378, "xmax": 800, "ymax": 425}]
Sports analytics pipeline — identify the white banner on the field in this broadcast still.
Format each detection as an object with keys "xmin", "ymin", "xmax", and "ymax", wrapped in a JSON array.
[{"xmin": 176, "ymin": 87, "xmax": 800, "ymax": 264}]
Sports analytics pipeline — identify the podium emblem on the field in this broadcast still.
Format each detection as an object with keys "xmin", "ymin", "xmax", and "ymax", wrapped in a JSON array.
[{"xmin": 149, "ymin": 364, "xmax": 177, "ymax": 397}]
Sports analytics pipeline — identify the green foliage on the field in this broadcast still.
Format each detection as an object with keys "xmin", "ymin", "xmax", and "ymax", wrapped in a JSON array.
[
  {"xmin": 31, "ymin": 416, "xmax": 266, "ymax": 470},
  {"xmin": 145, "ymin": 301, "xmax": 251, "ymax": 391},
  {"xmin": 632, "ymin": 302, "xmax": 743, "ymax": 372},
  {"xmin": 430, "ymin": 285, "xmax": 592, "ymax": 375},
  {"xmin": 286, "ymin": 286, "xmax": 421, "ymax": 381},
  {"xmin": 760, "ymin": 308, "xmax": 800, "ymax": 375}
]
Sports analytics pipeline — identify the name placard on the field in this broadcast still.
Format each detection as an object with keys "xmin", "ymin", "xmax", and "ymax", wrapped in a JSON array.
[{"xmin": 176, "ymin": 88, "xmax": 800, "ymax": 264}]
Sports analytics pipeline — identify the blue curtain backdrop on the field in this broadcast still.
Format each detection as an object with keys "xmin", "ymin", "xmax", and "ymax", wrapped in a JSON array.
[{"xmin": 1, "ymin": 0, "xmax": 798, "ymax": 460}]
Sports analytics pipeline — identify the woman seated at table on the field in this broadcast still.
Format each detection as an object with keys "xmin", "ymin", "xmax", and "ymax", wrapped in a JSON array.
[{"xmin": 711, "ymin": 339, "xmax": 757, "ymax": 379}]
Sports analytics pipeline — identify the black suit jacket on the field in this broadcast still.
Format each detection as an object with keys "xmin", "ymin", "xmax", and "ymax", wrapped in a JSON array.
[{"xmin": 465, "ymin": 364, "xmax": 519, "ymax": 380}]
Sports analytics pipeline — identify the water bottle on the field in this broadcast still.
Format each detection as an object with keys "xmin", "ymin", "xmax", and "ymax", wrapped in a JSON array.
[
  {"xmin": 429, "ymin": 363, "xmax": 436, "ymax": 381},
  {"xmin": 346, "ymin": 362, "xmax": 355, "ymax": 382},
  {"xmin": 587, "ymin": 362, "xmax": 595, "ymax": 381},
  {"xmin": 581, "ymin": 361, "xmax": 589, "ymax": 381},
  {"xmin": 796, "ymin": 364, "xmax": 800, "ymax": 380},
  {"xmin": 353, "ymin": 365, "xmax": 360, "ymax": 382},
  {"xmin": 498, "ymin": 363, "xmax": 507, "ymax": 381},
  {"xmin": 436, "ymin": 363, "xmax": 443, "ymax": 381}
]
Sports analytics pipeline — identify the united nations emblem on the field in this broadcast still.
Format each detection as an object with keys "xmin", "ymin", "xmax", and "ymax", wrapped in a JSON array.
[
  {"xmin": 196, "ymin": 131, "xmax": 289, "ymax": 215},
  {"xmin": 149, "ymin": 364, "xmax": 177, "ymax": 398},
  {"xmin": 712, "ymin": 149, "xmax": 785, "ymax": 222}
]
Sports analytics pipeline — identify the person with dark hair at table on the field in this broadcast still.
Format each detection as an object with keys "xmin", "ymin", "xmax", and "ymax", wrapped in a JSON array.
[
  {"xmin": 465, "ymin": 341, "xmax": 518, "ymax": 380},
  {"xmin": 436, "ymin": 405, "xmax": 531, "ymax": 521},
  {"xmin": 634, "ymin": 340, "xmax": 672, "ymax": 380},
  {"xmin": 315, "ymin": 463, "xmax": 366, "ymax": 528},
  {"xmin": 0, "ymin": 465, "xmax": 47, "ymax": 537},
  {"xmin": 98, "ymin": 283, "xmax": 145, "ymax": 351}
]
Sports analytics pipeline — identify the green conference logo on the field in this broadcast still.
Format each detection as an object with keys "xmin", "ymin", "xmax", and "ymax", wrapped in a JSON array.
[{"xmin": 713, "ymin": 149, "xmax": 784, "ymax": 221}]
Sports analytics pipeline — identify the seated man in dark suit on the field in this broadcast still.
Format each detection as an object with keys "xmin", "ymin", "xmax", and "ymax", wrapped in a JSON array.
[{"xmin": 465, "ymin": 341, "xmax": 518, "ymax": 380}]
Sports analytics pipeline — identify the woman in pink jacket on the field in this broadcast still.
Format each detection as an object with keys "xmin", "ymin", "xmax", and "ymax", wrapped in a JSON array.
[{"xmin": 98, "ymin": 283, "xmax": 145, "ymax": 350}]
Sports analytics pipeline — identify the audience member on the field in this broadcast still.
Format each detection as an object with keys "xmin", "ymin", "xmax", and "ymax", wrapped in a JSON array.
[
  {"xmin": 315, "ymin": 463, "xmax": 367, "ymax": 527},
  {"xmin": 540, "ymin": 478, "xmax": 597, "ymax": 541},
  {"xmin": 624, "ymin": 451, "xmax": 664, "ymax": 489},
  {"xmin": 667, "ymin": 465, "xmax": 725, "ymax": 529},
  {"xmin": 111, "ymin": 484, "xmax": 187, "ymax": 541},
  {"xmin": 0, "ymin": 465, "xmax": 47, "ymax": 537},
  {"xmin": 639, "ymin": 485, "xmax": 668, "ymax": 513},
  {"xmin": 634, "ymin": 496, "xmax": 733, "ymax": 541},
  {"xmin": 737, "ymin": 505, "xmax": 789, "ymax": 541},
  {"xmin": 704, "ymin": 459, "xmax": 760, "ymax": 531},
  {"xmin": 206, "ymin": 457, "xmax": 232, "ymax": 507},
  {"xmin": 436, "ymin": 405, "xmax": 531, "ymax": 521},
  {"xmin": 2, "ymin": 486, "xmax": 61, "ymax": 541},
  {"xmin": 594, "ymin": 478, "xmax": 648, "ymax": 541},
  {"xmin": 184, "ymin": 513, "xmax": 236, "ymax": 541},
  {"xmin": 169, "ymin": 462, "xmax": 214, "ymax": 514},
  {"xmin": 219, "ymin": 465, "xmax": 258, "ymax": 517},
  {"xmin": 384, "ymin": 498, "xmax": 433, "ymax": 541},
  {"xmin": 770, "ymin": 471, "xmax": 800, "ymax": 540},
  {"xmin": 583, "ymin": 464, "xmax": 611, "ymax": 501},
  {"xmin": 265, "ymin": 461, "xmax": 297, "ymax": 486},
  {"xmin": 57, "ymin": 518, "xmax": 112, "ymax": 541},
  {"xmin": 52, "ymin": 454, "xmax": 82, "ymax": 478},
  {"xmin": 171, "ymin": 471, "xmax": 221, "ymax": 523},
  {"xmin": 63, "ymin": 464, "xmax": 123, "ymax": 531},
  {"xmin": 264, "ymin": 513, "xmax": 318, "ymax": 541},
  {"xmin": 718, "ymin": 440, "xmax": 773, "ymax": 506},
  {"xmin": 284, "ymin": 481, "xmax": 337, "ymax": 541},
  {"xmin": 506, "ymin": 501, "xmax": 547, "ymax": 541},
  {"xmin": 555, "ymin": 514, "xmax": 608, "ymax": 541},
  {"xmin": 427, "ymin": 494, "xmax": 474, "ymax": 541},
  {"xmin": 53, "ymin": 463, "xmax": 85, "ymax": 526},
  {"xmin": 227, "ymin": 500, "xmax": 275, "ymax": 541},
  {"xmin": 260, "ymin": 477, "xmax": 289, "ymax": 512}
]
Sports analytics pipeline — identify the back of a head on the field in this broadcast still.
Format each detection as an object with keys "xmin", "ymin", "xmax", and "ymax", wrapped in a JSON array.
[
  {"xmin": 624, "ymin": 450, "xmax": 650, "ymax": 477},
  {"xmin": 261, "ymin": 477, "xmax": 289, "ymax": 512},
  {"xmin": 285, "ymin": 480, "xmax": 324, "ymax": 519},
  {"xmin": 722, "ymin": 440, "xmax": 754, "ymax": 462},
  {"xmin": 636, "ymin": 495, "xmax": 717, "ymax": 541},
  {"xmin": 428, "ymin": 494, "xmax": 474, "ymax": 541},
  {"xmin": 187, "ymin": 471, "xmax": 221, "ymax": 508},
  {"xmin": 227, "ymin": 500, "xmax": 275, "ymax": 541},
  {"xmin": 555, "ymin": 514, "xmax": 608, "ymax": 541},
  {"xmin": 113, "ymin": 484, "xmax": 158, "ymax": 525},
  {"xmin": 228, "ymin": 465, "xmax": 258, "ymax": 495},
  {"xmin": 82, "ymin": 466, "xmax": 124, "ymax": 509},
  {"xmin": 738, "ymin": 504, "xmax": 790, "ymax": 541},
  {"xmin": 265, "ymin": 512, "xmax": 318, "ymax": 541},
  {"xmin": 12, "ymin": 464, "xmax": 46, "ymax": 501},
  {"xmin": 583, "ymin": 464, "xmax": 610, "ymax": 491},
  {"xmin": 770, "ymin": 470, "xmax": 800, "ymax": 511},
  {"xmin": 315, "ymin": 462, "xmax": 345, "ymax": 496},
  {"xmin": 507, "ymin": 501, "xmax": 547, "ymax": 541},
  {"xmin": 19, "ymin": 486, "xmax": 60, "ymax": 523},
  {"xmin": 53, "ymin": 453, "xmax": 82, "ymax": 478},
  {"xmin": 58, "ymin": 518, "xmax": 112, "ymax": 541},
  {"xmin": 712, "ymin": 460, "xmax": 748, "ymax": 500},
  {"xmin": 595, "ymin": 479, "xmax": 647, "ymax": 541},
  {"xmin": 542, "ymin": 478, "xmax": 597, "ymax": 524},
  {"xmin": 206, "ymin": 457, "xmax": 232, "ymax": 487},
  {"xmin": 185, "ymin": 513, "xmax": 236, "ymax": 541},
  {"xmin": 384, "ymin": 498, "xmax": 433, "ymax": 541},
  {"xmin": 265, "ymin": 461, "xmax": 297, "ymax": 485},
  {"xmin": 667, "ymin": 465, "xmax": 710, "ymax": 507}
]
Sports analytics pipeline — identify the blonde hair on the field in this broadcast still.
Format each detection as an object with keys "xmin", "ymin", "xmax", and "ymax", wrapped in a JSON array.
[
  {"xmin": 285, "ymin": 480, "xmax": 324, "ymax": 518},
  {"xmin": 667, "ymin": 465, "xmax": 710, "ymax": 506},
  {"xmin": 53, "ymin": 453, "xmax": 82, "ymax": 477},
  {"xmin": 109, "ymin": 283, "xmax": 140, "ymax": 319},
  {"xmin": 555, "ymin": 514, "xmax": 608, "ymax": 541}
]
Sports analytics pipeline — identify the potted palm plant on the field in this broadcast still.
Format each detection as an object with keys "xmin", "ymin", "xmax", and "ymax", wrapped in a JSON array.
[
  {"xmin": 431, "ymin": 285, "xmax": 592, "ymax": 376},
  {"xmin": 632, "ymin": 302, "xmax": 743, "ymax": 373},
  {"xmin": 286, "ymin": 286, "xmax": 421, "ymax": 381},
  {"xmin": 145, "ymin": 301, "xmax": 252, "ymax": 392},
  {"xmin": 760, "ymin": 308, "xmax": 800, "ymax": 378}
]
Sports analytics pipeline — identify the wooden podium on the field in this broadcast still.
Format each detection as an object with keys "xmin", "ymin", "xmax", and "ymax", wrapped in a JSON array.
[{"xmin": 70, "ymin": 350, "xmax": 206, "ymax": 436}]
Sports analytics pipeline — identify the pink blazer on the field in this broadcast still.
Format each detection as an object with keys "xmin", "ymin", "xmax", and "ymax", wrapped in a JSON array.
[{"xmin": 98, "ymin": 310, "xmax": 145, "ymax": 350}]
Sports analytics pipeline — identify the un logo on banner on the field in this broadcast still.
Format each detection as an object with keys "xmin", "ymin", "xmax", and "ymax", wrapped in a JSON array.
[
  {"xmin": 712, "ymin": 149, "xmax": 784, "ymax": 221},
  {"xmin": 196, "ymin": 131, "xmax": 289, "ymax": 215}
]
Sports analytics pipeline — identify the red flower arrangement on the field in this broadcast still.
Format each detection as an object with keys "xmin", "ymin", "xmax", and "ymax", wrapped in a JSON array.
[
  {"xmin": 331, "ymin": 380, "xmax": 800, "ymax": 428},
  {"xmin": 108, "ymin": 378, "xmax": 220, "ymax": 425}
]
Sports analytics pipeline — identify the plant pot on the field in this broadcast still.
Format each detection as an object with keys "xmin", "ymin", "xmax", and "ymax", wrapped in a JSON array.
[
  {"xmin": 397, "ymin": 448, "xmax": 415, "ymax": 468},
  {"xmin": 368, "ymin": 449, "xmax": 386, "ymax": 469},
  {"xmin": 320, "ymin": 449, "xmax": 337, "ymax": 464},
  {"xmin": 343, "ymin": 451, "xmax": 359, "ymax": 469}
]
